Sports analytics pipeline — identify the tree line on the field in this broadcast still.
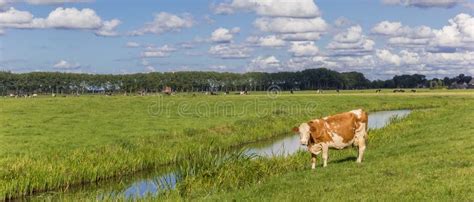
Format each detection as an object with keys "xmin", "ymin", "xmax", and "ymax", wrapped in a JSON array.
[{"xmin": 0, "ymin": 68, "xmax": 471, "ymax": 95}]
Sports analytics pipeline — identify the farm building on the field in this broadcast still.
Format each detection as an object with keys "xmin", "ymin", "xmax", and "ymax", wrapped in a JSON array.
[
  {"xmin": 469, "ymin": 80, "xmax": 474, "ymax": 89},
  {"xmin": 449, "ymin": 82, "xmax": 469, "ymax": 89}
]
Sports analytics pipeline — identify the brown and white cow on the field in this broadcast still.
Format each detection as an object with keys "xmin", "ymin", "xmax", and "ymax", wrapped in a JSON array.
[{"xmin": 292, "ymin": 109, "xmax": 368, "ymax": 169}]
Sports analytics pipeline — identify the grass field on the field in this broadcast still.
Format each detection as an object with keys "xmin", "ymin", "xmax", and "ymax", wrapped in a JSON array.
[{"xmin": 0, "ymin": 89, "xmax": 473, "ymax": 200}]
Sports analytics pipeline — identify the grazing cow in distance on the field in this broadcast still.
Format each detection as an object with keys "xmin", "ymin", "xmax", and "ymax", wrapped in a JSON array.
[
  {"xmin": 32, "ymin": 94, "xmax": 38, "ymax": 97},
  {"xmin": 292, "ymin": 109, "xmax": 368, "ymax": 169},
  {"xmin": 376, "ymin": 89, "xmax": 381, "ymax": 93},
  {"xmin": 411, "ymin": 89, "xmax": 417, "ymax": 93},
  {"xmin": 393, "ymin": 89, "xmax": 405, "ymax": 93}
]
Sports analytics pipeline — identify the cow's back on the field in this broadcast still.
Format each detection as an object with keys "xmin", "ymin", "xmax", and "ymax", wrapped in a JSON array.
[{"xmin": 323, "ymin": 112, "xmax": 358, "ymax": 143}]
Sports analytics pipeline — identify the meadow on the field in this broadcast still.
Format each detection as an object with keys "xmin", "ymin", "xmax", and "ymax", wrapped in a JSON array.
[{"xmin": 0, "ymin": 89, "xmax": 473, "ymax": 200}]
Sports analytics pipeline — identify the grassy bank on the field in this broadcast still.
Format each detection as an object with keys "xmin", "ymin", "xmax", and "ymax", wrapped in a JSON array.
[
  {"xmin": 0, "ymin": 92, "xmax": 472, "ymax": 199},
  {"xmin": 168, "ymin": 96, "xmax": 473, "ymax": 201}
]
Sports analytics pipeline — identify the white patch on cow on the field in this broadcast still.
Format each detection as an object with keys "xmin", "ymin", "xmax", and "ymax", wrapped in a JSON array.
[
  {"xmin": 350, "ymin": 109, "xmax": 363, "ymax": 118},
  {"xmin": 298, "ymin": 122, "xmax": 311, "ymax": 145},
  {"xmin": 328, "ymin": 132, "xmax": 352, "ymax": 149}
]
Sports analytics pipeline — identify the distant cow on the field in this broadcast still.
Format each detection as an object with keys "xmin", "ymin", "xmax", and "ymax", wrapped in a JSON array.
[
  {"xmin": 293, "ymin": 109, "xmax": 368, "ymax": 169},
  {"xmin": 411, "ymin": 89, "xmax": 417, "ymax": 93},
  {"xmin": 32, "ymin": 94, "xmax": 38, "ymax": 97},
  {"xmin": 393, "ymin": 89, "xmax": 405, "ymax": 93},
  {"xmin": 376, "ymin": 89, "xmax": 381, "ymax": 93}
]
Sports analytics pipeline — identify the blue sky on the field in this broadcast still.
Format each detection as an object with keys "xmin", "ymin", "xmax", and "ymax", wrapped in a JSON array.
[{"xmin": 0, "ymin": 0, "xmax": 473, "ymax": 79}]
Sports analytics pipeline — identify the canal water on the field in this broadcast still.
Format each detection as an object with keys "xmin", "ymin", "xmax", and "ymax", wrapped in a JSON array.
[{"xmin": 28, "ymin": 109, "xmax": 411, "ymax": 200}]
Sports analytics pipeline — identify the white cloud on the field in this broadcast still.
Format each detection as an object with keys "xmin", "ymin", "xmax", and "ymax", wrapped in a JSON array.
[
  {"xmin": 41, "ymin": 7, "xmax": 103, "ymax": 29},
  {"xmin": 376, "ymin": 49, "xmax": 402, "ymax": 66},
  {"xmin": 280, "ymin": 32, "xmax": 322, "ymax": 41},
  {"xmin": 131, "ymin": 12, "xmax": 193, "ymax": 36},
  {"xmin": 53, "ymin": 60, "xmax": 80, "ymax": 69},
  {"xmin": 211, "ymin": 2, "xmax": 234, "ymax": 15},
  {"xmin": 382, "ymin": 0, "xmax": 468, "ymax": 8},
  {"xmin": 209, "ymin": 43, "xmax": 252, "ymax": 59},
  {"xmin": 229, "ymin": 0, "xmax": 320, "ymax": 18},
  {"xmin": 371, "ymin": 21, "xmax": 405, "ymax": 36},
  {"xmin": 254, "ymin": 17, "xmax": 327, "ymax": 33},
  {"xmin": 327, "ymin": 25, "xmax": 375, "ymax": 55},
  {"xmin": 126, "ymin": 42, "xmax": 140, "ymax": 48},
  {"xmin": 0, "ymin": 7, "xmax": 33, "ymax": 24},
  {"xmin": 247, "ymin": 35, "xmax": 286, "ymax": 47},
  {"xmin": 373, "ymin": 49, "xmax": 474, "ymax": 77},
  {"xmin": 258, "ymin": 35, "xmax": 286, "ymax": 47},
  {"xmin": 95, "ymin": 19, "xmax": 120, "ymax": 36},
  {"xmin": 247, "ymin": 55, "xmax": 281, "ymax": 72},
  {"xmin": 0, "ymin": 7, "xmax": 120, "ymax": 36},
  {"xmin": 141, "ymin": 45, "xmax": 176, "ymax": 58},
  {"xmin": 211, "ymin": 27, "xmax": 239, "ymax": 43},
  {"xmin": 373, "ymin": 13, "xmax": 474, "ymax": 50},
  {"xmin": 289, "ymin": 41, "xmax": 319, "ymax": 57},
  {"xmin": 432, "ymin": 13, "xmax": 474, "ymax": 49}
]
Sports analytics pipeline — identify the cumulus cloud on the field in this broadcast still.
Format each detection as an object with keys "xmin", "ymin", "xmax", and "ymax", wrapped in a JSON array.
[
  {"xmin": 254, "ymin": 17, "xmax": 327, "ymax": 33},
  {"xmin": 289, "ymin": 41, "xmax": 319, "ymax": 57},
  {"xmin": 280, "ymin": 32, "xmax": 322, "ymax": 41},
  {"xmin": 382, "ymin": 0, "xmax": 468, "ymax": 8},
  {"xmin": 211, "ymin": 27, "xmax": 239, "ymax": 43},
  {"xmin": 141, "ymin": 45, "xmax": 176, "ymax": 58},
  {"xmin": 95, "ymin": 19, "xmax": 120, "ymax": 36},
  {"xmin": 373, "ymin": 49, "xmax": 474, "ymax": 77},
  {"xmin": 212, "ymin": 0, "xmax": 327, "ymax": 43},
  {"xmin": 227, "ymin": 0, "xmax": 320, "ymax": 18},
  {"xmin": 373, "ymin": 13, "xmax": 474, "ymax": 50},
  {"xmin": 53, "ymin": 60, "xmax": 80, "ymax": 69},
  {"xmin": 246, "ymin": 35, "xmax": 286, "ymax": 47},
  {"xmin": 327, "ymin": 25, "xmax": 375, "ymax": 55},
  {"xmin": 0, "ymin": 7, "xmax": 120, "ymax": 36},
  {"xmin": 209, "ymin": 43, "xmax": 252, "ymax": 59},
  {"xmin": 247, "ymin": 55, "xmax": 281, "ymax": 72},
  {"xmin": 432, "ymin": 13, "xmax": 474, "ymax": 49},
  {"xmin": 376, "ymin": 49, "xmax": 419, "ymax": 66},
  {"xmin": 131, "ymin": 12, "xmax": 193, "ymax": 36}
]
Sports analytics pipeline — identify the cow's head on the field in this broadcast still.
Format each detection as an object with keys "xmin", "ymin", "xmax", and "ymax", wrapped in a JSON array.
[{"xmin": 292, "ymin": 122, "xmax": 311, "ymax": 146}]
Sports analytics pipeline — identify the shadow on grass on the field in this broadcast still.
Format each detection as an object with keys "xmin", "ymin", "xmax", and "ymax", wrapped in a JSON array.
[{"xmin": 332, "ymin": 156, "xmax": 357, "ymax": 163}]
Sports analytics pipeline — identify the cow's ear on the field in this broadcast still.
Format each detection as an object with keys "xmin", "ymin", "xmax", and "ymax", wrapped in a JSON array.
[{"xmin": 292, "ymin": 127, "xmax": 299, "ymax": 133}]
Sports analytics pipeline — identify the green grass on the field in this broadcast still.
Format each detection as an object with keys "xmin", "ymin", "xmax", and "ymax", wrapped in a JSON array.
[
  {"xmin": 0, "ymin": 91, "xmax": 473, "ymax": 199},
  {"xmin": 182, "ymin": 98, "xmax": 474, "ymax": 201}
]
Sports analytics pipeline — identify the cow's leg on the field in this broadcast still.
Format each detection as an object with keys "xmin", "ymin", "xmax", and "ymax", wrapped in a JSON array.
[
  {"xmin": 357, "ymin": 138, "xmax": 366, "ymax": 163},
  {"xmin": 322, "ymin": 144, "xmax": 329, "ymax": 167},
  {"xmin": 311, "ymin": 153, "xmax": 317, "ymax": 169}
]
